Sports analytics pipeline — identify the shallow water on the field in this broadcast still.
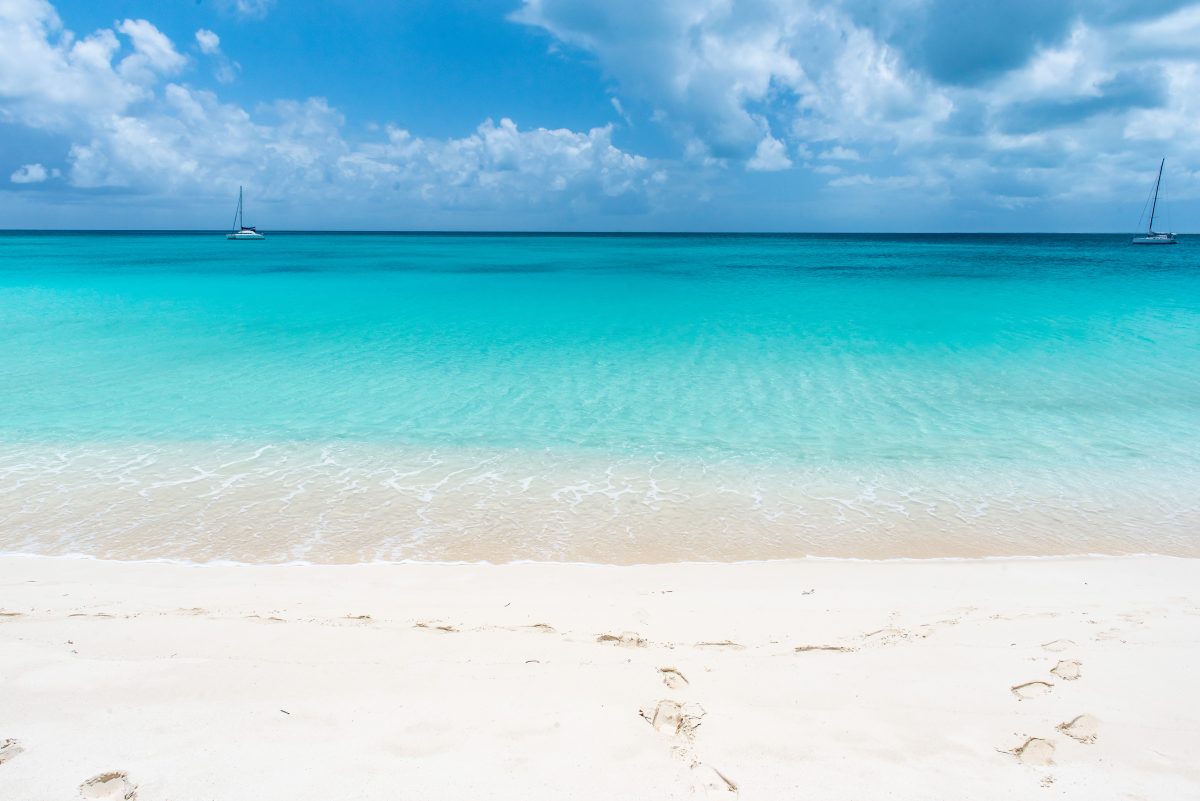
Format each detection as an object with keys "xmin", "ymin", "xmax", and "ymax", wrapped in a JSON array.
[{"xmin": 1, "ymin": 232, "xmax": 1197, "ymax": 561}]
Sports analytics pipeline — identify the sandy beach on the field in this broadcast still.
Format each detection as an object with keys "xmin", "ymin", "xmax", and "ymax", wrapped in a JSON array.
[{"xmin": 2, "ymin": 554, "xmax": 1197, "ymax": 800}]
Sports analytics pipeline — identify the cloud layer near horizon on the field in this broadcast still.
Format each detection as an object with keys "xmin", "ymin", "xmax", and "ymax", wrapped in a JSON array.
[
  {"xmin": 2, "ymin": 0, "xmax": 1200, "ymax": 228},
  {"xmin": 0, "ymin": 0, "xmax": 660, "ymax": 223}
]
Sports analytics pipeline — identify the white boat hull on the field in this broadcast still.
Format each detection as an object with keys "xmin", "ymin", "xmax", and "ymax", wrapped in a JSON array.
[
  {"xmin": 1131, "ymin": 234, "xmax": 1176, "ymax": 245},
  {"xmin": 227, "ymin": 231, "xmax": 265, "ymax": 240}
]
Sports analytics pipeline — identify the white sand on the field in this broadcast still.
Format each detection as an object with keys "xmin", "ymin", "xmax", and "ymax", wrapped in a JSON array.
[{"xmin": 1, "ymin": 555, "xmax": 1198, "ymax": 800}]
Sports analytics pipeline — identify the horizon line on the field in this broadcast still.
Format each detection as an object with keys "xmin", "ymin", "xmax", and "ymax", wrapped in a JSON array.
[{"xmin": 0, "ymin": 229, "xmax": 1190, "ymax": 236}]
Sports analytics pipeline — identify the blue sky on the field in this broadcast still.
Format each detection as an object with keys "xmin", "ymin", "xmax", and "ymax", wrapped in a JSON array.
[{"xmin": 2, "ymin": 0, "xmax": 1199, "ymax": 231}]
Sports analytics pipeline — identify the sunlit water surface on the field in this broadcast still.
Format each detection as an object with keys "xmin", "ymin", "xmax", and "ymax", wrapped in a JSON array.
[{"xmin": 1, "ymin": 232, "xmax": 1197, "ymax": 562}]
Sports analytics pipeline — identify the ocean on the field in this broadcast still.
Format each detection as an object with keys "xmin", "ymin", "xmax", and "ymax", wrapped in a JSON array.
[{"xmin": 1, "ymin": 232, "xmax": 1197, "ymax": 562}]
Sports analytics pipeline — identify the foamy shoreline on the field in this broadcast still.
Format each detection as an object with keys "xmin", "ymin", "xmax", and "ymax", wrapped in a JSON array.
[
  {"xmin": 6, "ymin": 441, "xmax": 1200, "ymax": 563},
  {"xmin": 2, "ymin": 554, "xmax": 1198, "ymax": 800}
]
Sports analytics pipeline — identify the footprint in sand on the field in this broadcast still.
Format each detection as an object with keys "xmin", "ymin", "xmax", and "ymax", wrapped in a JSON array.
[
  {"xmin": 690, "ymin": 763, "xmax": 738, "ymax": 796},
  {"xmin": 863, "ymin": 627, "xmax": 911, "ymax": 646},
  {"xmin": 80, "ymin": 771, "xmax": 137, "ymax": 800},
  {"xmin": 693, "ymin": 640, "xmax": 743, "ymax": 651},
  {"xmin": 659, "ymin": 667, "xmax": 690, "ymax": 689},
  {"xmin": 794, "ymin": 644, "xmax": 856, "ymax": 653},
  {"xmin": 1057, "ymin": 715, "xmax": 1100, "ymax": 744},
  {"xmin": 415, "ymin": 622, "xmax": 458, "ymax": 633},
  {"xmin": 917, "ymin": 618, "xmax": 961, "ymax": 637},
  {"xmin": 1041, "ymin": 639, "xmax": 1075, "ymax": 652},
  {"xmin": 641, "ymin": 700, "xmax": 706, "ymax": 739},
  {"xmin": 1011, "ymin": 681, "xmax": 1054, "ymax": 700},
  {"xmin": 0, "ymin": 738, "xmax": 23, "ymax": 766},
  {"xmin": 1050, "ymin": 660, "xmax": 1082, "ymax": 681},
  {"xmin": 1010, "ymin": 737, "xmax": 1055, "ymax": 766},
  {"xmin": 597, "ymin": 631, "xmax": 646, "ymax": 648}
]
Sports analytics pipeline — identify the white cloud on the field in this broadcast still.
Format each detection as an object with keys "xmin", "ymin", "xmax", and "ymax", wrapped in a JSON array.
[
  {"xmin": 819, "ymin": 146, "xmax": 861, "ymax": 161},
  {"xmin": 0, "ymin": 1, "xmax": 657, "ymax": 218},
  {"xmin": 516, "ymin": 0, "xmax": 1200, "ymax": 207},
  {"xmin": 194, "ymin": 28, "xmax": 239, "ymax": 83},
  {"xmin": 746, "ymin": 135, "xmax": 792, "ymax": 171},
  {"xmin": 828, "ymin": 173, "xmax": 924, "ymax": 189},
  {"xmin": 115, "ymin": 18, "xmax": 186, "ymax": 84},
  {"xmin": 514, "ymin": 0, "xmax": 808, "ymax": 159},
  {"xmin": 221, "ymin": 0, "xmax": 274, "ymax": 20},
  {"xmin": 339, "ymin": 118, "xmax": 653, "ymax": 206},
  {"xmin": 610, "ymin": 96, "xmax": 631, "ymax": 125},
  {"xmin": 213, "ymin": 62, "xmax": 239, "ymax": 84},
  {"xmin": 195, "ymin": 29, "xmax": 220, "ymax": 55},
  {"xmin": 0, "ymin": 0, "xmax": 148, "ymax": 129},
  {"xmin": 10, "ymin": 162, "xmax": 58, "ymax": 183},
  {"xmin": 514, "ymin": 0, "xmax": 941, "ymax": 164}
]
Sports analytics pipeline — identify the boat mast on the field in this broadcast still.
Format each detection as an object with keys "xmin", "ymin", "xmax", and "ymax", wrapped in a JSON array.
[
  {"xmin": 238, "ymin": 186, "xmax": 244, "ymax": 230},
  {"xmin": 1148, "ymin": 159, "xmax": 1164, "ymax": 233},
  {"xmin": 231, "ymin": 187, "xmax": 243, "ymax": 233}
]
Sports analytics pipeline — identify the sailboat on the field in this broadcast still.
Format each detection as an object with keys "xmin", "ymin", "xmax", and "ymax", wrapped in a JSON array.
[
  {"xmin": 226, "ymin": 186, "xmax": 265, "ymax": 240},
  {"xmin": 1132, "ymin": 160, "xmax": 1176, "ymax": 245}
]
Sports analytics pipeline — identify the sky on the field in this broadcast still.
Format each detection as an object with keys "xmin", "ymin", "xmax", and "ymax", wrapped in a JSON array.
[{"xmin": 2, "ymin": 0, "xmax": 1199, "ymax": 231}]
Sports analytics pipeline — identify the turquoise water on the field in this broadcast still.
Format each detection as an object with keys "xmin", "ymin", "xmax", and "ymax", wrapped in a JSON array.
[{"xmin": 1, "ymin": 232, "xmax": 1198, "ymax": 561}]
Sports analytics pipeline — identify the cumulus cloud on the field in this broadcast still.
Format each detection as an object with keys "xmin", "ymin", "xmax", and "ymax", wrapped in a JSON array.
[
  {"xmin": 10, "ymin": 162, "xmax": 59, "ymax": 183},
  {"xmin": 195, "ymin": 28, "xmax": 239, "ymax": 83},
  {"xmin": 513, "ymin": 0, "xmax": 811, "ymax": 160},
  {"xmin": 195, "ymin": 29, "xmax": 220, "ymax": 55},
  {"xmin": 342, "ymin": 118, "xmax": 650, "ymax": 203},
  {"xmin": 56, "ymin": 86, "xmax": 657, "ymax": 211},
  {"xmin": 515, "ymin": 0, "xmax": 1200, "ymax": 207},
  {"xmin": 115, "ymin": 18, "xmax": 186, "ymax": 84},
  {"xmin": 746, "ymin": 136, "xmax": 792, "ymax": 171},
  {"xmin": 514, "ymin": 0, "xmax": 945, "ymax": 163},
  {"xmin": 863, "ymin": 0, "xmax": 1080, "ymax": 86},
  {"xmin": 0, "ymin": 0, "xmax": 150, "ymax": 129},
  {"xmin": 58, "ymin": 85, "xmax": 657, "ymax": 210},
  {"xmin": 820, "ymin": 146, "xmax": 861, "ymax": 161},
  {"xmin": 220, "ymin": 0, "xmax": 274, "ymax": 20},
  {"xmin": 0, "ymin": 1, "xmax": 657, "ymax": 219}
]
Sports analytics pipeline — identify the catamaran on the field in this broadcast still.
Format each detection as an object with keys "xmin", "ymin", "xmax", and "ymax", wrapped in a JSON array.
[
  {"xmin": 227, "ymin": 186, "xmax": 265, "ymax": 240},
  {"xmin": 1132, "ymin": 159, "xmax": 1176, "ymax": 245}
]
